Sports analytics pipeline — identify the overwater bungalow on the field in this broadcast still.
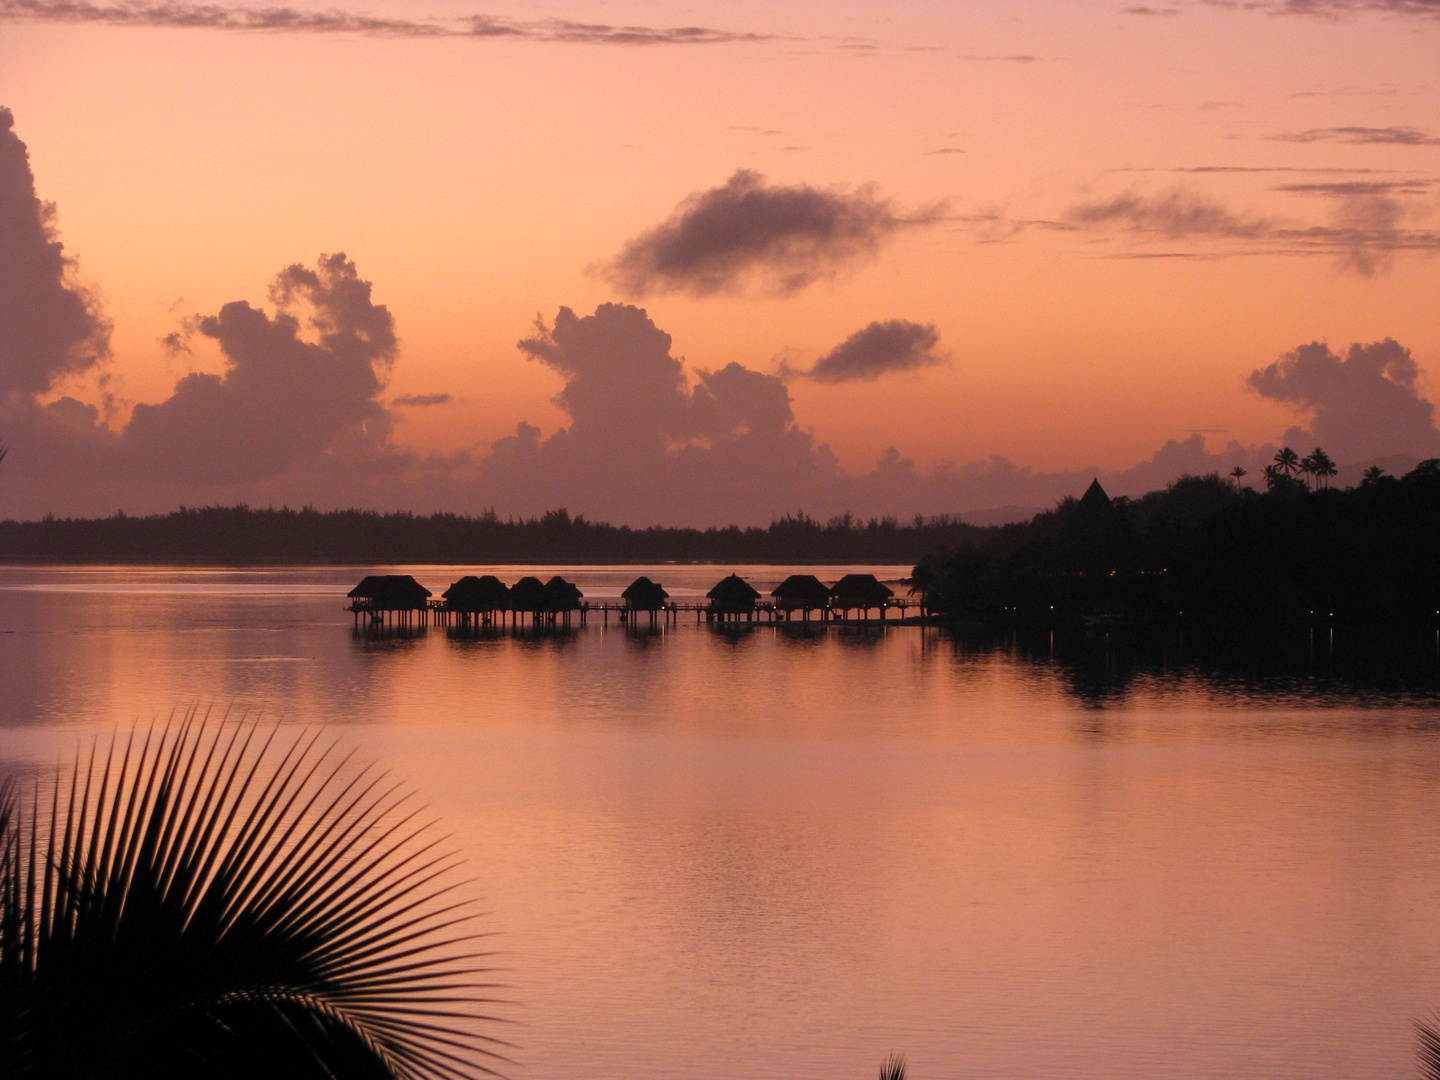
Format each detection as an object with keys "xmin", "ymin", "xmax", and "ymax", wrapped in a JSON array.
[
  {"xmin": 347, "ymin": 574, "xmax": 432, "ymax": 627},
  {"xmin": 441, "ymin": 574, "xmax": 509, "ymax": 627},
  {"xmin": 622, "ymin": 576, "xmax": 670, "ymax": 624},
  {"xmin": 706, "ymin": 573, "xmax": 760, "ymax": 623},
  {"xmin": 771, "ymin": 574, "xmax": 832, "ymax": 621},
  {"xmin": 830, "ymin": 573, "xmax": 894, "ymax": 621},
  {"xmin": 543, "ymin": 575, "xmax": 585, "ymax": 626},
  {"xmin": 508, "ymin": 576, "xmax": 548, "ymax": 625}
]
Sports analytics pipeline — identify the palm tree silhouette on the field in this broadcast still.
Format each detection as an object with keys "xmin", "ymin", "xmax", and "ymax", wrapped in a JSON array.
[
  {"xmin": 1361, "ymin": 465, "xmax": 1388, "ymax": 487},
  {"xmin": 1228, "ymin": 465, "xmax": 1246, "ymax": 489},
  {"xmin": 0, "ymin": 715, "xmax": 506, "ymax": 1079},
  {"xmin": 1307, "ymin": 447, "xmax": 1337, "ymax": 488},
  {"xmin": 1274, "ymin": 446, "xmax": 1300, "ymax": 477}
]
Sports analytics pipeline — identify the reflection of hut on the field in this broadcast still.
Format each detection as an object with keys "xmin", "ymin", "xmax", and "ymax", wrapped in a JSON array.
[
  {"xmin": 508, "ymin": 576, "xmax": 548, "ymax": 625},
  {"xmin": 542, "ymin": 575, "xmax": 584, "ymax": 626},
  {"xmin": 622, "ymin": 576, "xmax": 670, "ymax": 625},
  {"xmin": 441, "ymin": 575, "xmax": 510, "ymax": 627},
  {"xmin": 829, "ymin": 573, "xmax": 894, "ymax": 621},
  {"xmin": 347, "ymin": 575, "xmax": 432, "ymax": 628},
  {"xmin": 772, "ymin": 574, "xmax": 832, "ymax": 622},
  {"xmin": 706, "ymin": 573, "xmax": 760, "ymax": 623}
]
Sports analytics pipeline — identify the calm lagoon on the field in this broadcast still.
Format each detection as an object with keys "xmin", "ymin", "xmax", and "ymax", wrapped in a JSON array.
[{"xmin": 2, "ymin": 564, "xmax": 1440, "ymax": 1080}]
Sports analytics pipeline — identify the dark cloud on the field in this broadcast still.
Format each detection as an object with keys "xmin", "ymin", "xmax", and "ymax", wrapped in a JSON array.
[
  {"xmin": 803, "ymin": 320, "xmax": 945, "ymax": 384},
  {"xmin": 1122, "ymin": 6, "xmax": 1184, "ymax": 14},
  {"xmin": 0, "ymin": 0, "xmax": 769, "ymax": 43},
  {"xmin": 1271, "ymin": 0, "xmax": 1440, "ymax": 15},
  {"xmin": 1272, "ymin": 179, "xmax": 1429, "ymax": 195},
  {"xmin": 1065, "ymin": 184, "xmax": 1440, "ymax": 273},
  {"xmin": 1248, "ymin": 339, "xmax": 1440, "ymax": 461},
  {"xmin": 596, "ymin": 170, "xmax": 943, "ymax": 298},
  {"xmin": 1066, "ymin": 188, "xmax": 1274, "ymax": 238},
  {"xmin": 1273, "ymin": 126, "xmax": 1440, "ymax": 145},
  {"xmin": 122, "ymin": 254, "xmax": 398, "ymax": 484},
  {"xmin": 0, "ymin": 106, "xmax": 109, "ymax": 396},
  {"xmin": 393, "ymin": 393, "xmax": 452, "ymax": 407}
]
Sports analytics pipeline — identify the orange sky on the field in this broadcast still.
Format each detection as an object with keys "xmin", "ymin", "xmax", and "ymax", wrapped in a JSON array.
[{"xmin": 0, "ymin": 0, "xmax": 1437, "ymax": 522}]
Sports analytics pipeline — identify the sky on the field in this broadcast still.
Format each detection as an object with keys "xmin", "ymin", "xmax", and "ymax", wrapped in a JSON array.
[{"xmin": 1, "ymin": 0, "xmax": 1438, "ymax": 525}]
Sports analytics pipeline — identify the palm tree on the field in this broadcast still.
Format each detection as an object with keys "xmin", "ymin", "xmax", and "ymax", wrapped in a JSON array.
[
  {"xmin": 1308, "ymin": 447, "xmax": 1337, "ymax": 489},
  {"xmin": 1228, "ymin": 465, "xmax": 1246, "ymax": 489},
  {"xmin": 879, "ymin": 1052, "xmax": 907, "ymax": 1080},
  {"xmin": 1274, "ymin": 446, "xmax": 1300, "ymax": 477},
  {"xmin": 0, "ymin": 715, "xmax": 506, "ymax": 1079},
  {"xmin": 1361, "ymin": 465, "xmax": 1388, "ymax": 487},
  {"xmin": 1298, "ymin": 454, "xmax": 1315, "ymax": 489}
]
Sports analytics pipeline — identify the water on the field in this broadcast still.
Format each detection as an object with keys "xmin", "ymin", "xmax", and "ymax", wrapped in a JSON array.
[{"xmin": 2, "ymin": 564, "xmax": 1440, "ymax": 1080}]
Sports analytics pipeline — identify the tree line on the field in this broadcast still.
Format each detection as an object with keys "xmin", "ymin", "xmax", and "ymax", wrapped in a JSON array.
[
  {"xmin": 912, "ymin": 454, "xmax": 1440, "ymax": 626},
  {"xmin": 0, "ymin": 505, "xmax": 989, "ymax": 565}
]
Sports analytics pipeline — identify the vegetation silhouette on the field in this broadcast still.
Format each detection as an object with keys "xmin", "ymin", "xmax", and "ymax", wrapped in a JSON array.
[
  {"xmin": 0, "ymin": 714, "xmax": 505, "ymax": 1079},
  {"xmin": 1419, "ymin": 1017, "xmax": 1440, "ymax": 1080},
  {"xmin": 0, "ymin": 506, "xmax": 988, "ymax": 565},
  {"xmin": 912, "ymin": 458, "xmax": 1440, "ymax": 627}
]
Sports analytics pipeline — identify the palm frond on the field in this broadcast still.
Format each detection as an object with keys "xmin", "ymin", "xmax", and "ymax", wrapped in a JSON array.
[
  {"xmin": 0, "ymin": 712, "xmax": 507, "ymax": 1080},
  {"xmin": 879, "ymin": 1050, "xmax": 907, "ymax": 1080},
  {"xmin": 1419, "ymin": 1017, "xmax": 1440, "ymax": 1080}
]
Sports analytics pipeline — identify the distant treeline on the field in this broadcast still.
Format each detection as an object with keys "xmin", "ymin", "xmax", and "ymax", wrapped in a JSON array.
[
  {"xmin": 0, "ymin": 506, "xmax": 991, "ymax": 565},
  {"xmin": 912, "ymin": 461, "xmax": 1440, "ymax": 626}
]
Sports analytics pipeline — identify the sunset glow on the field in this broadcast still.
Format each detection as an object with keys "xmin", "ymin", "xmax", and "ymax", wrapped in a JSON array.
[{"xmin": 2, "ymin": 0, "xmax": 1437, "ymax": 523}]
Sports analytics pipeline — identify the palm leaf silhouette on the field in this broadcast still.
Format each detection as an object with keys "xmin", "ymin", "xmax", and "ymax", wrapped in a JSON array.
[
  {"xmin": 1419, "ymin": 1017, "xmax": 1440, "ymax": 1080},
  {"xmin": 0, "ymin": 713, "xmax": 506, "ymax": 1079}
]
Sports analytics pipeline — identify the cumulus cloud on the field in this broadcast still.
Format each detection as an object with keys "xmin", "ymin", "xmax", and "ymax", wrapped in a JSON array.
[
  {"xmin": 0, "ymin": 106, "xmax": 109, "ymax": 396},
  {"xmin": 122, "ymin": 254, "xmax": 398, "ymax": 484},
  {"xmin": 480, "ymin": 303, "xmax": 841, "ymax": 522},
  {"xmin": 1272, "ymin": 126, "xmax": 1440, "ymax": 145},
  {"xmin": 596, "ymin": 170, "xmax": 943, "ymax": 297},
  {"xmin": 802, "ymin": 320, "xmax": 945, "ymax": 383},
  {"xmin": 1248, "ymin": 339, "xmax": 1440, "ymax": 462},
  {"xmin": 0, "ymin": 0, "xmax": 769, "ymax": 43}
]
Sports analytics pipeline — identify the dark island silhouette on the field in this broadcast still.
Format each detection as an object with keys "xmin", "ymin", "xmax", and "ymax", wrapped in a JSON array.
[{"xmin": 911, "ymin": 451, "xmax": 1440, "ymax": 628}]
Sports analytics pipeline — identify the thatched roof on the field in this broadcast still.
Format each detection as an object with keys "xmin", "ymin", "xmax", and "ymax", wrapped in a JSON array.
[
  {"xmin": 622, "ymin": 576, "xmax": 669, "ymax": 609},
  {"xmin": 442, "ymin": 574, "xmax": 510, "ymax": 611},
  {"xmin": 543, "ymin": 575, "xmax": 584, "ymax": 612},
  {"xmin": 1079, "ymin": 478, "xmax": 1112, "ymax": 511},
  {"xmin": 772, "ymin": 574, "xmax": 831, "ymax": 606},
  {"xmin": 508, "ymin": 576, "xmax": 548, "ymax": 611},
  {"xmin": 830, "ymin": 573, "xmax": 894, "ymax": 607},
  {"xmin": 706, "ymin": 573, "xmax": 760, "ymax": 611},
  {"xmin": 346, "ymin": 574, "xmax": 432, "ymax": 608}
]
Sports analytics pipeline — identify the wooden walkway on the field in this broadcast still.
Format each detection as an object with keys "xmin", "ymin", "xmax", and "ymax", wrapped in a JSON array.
[{"xmin": 353, "ymin": 598, "xmax": 928, "ymax": 630}]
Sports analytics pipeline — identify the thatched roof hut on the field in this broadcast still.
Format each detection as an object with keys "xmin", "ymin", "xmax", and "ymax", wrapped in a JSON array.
[
  {"xmin": 622, "ymin": 576, "xmax": 669, "ymax": 611},
  {"xmin": 347, "ymin": 574, "xmax": 432, "ymax": 610},
  {"xmin": 542, "ymin": 575, "xmax": 584, "ymax": 613},
  {"xmin": 508, "ymin": 576, "xmax": 548, "ymax": 613},
  {"xmin": 441, "ymin": 575, "xmax": 510, "ymax": 612},
  {"xmin": 771, "ymin": 574, "xmax": 831, "ymax": 610},
  {"xmin": 706, "ymin": 573, "xmax": 760, "ymax": 614},
  {"xmin": 830, "ymin": 573, "xmax": 893, "ymax": 611}
]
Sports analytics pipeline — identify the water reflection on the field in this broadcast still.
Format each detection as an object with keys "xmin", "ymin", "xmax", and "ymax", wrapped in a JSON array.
[{"xmin": 3, "ymin": 568, "xmax": 1440, "ymax": 1080}]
